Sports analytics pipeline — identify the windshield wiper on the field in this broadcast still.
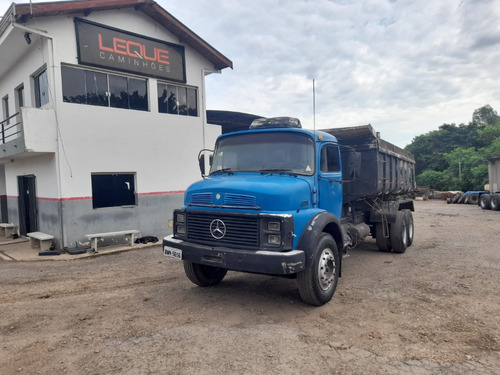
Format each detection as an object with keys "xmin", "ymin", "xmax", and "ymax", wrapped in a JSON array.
[
  {"xmin": 259, "ymin": 169, "xmax": 297, "ymax": 176},
  {"xmin": 210, "ymin": 168, "xmax": 233, "ymax": 175}
]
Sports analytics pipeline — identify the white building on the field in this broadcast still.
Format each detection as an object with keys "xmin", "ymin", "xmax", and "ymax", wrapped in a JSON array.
[{"xmin": 0, "ymin": 0, "xmax": 232, "ymax": 249}]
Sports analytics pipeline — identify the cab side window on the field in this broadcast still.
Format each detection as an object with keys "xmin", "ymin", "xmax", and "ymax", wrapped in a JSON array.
[{"xmin": 320, "ymin": 144, "xmax": 340, "ymax": 173}]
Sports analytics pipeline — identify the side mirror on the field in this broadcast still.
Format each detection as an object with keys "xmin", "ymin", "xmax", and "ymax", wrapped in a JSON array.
[{"xmin": 198, "ymin": 149, "xmax": 214, "ymax": 178}]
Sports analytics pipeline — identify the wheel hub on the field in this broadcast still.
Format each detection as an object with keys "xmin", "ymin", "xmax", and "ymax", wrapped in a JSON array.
[{"xmin": 318, "ymin": 248, "xmax": 336, "ymax": 291}]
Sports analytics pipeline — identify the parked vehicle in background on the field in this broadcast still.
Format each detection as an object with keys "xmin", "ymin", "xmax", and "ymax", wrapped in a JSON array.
[{"xmin": 479, "ymin": 156, "xmax": 500, "ymax": 211}]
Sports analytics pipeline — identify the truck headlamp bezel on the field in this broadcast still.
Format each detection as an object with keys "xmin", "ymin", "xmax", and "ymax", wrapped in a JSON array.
[
  {"xmin": 173, "ymin": 209, "xmax": 187, "ymax": 239},
  {"xmin": 260, "ymin": 214, "xmax": 294, "ymax": 250}
]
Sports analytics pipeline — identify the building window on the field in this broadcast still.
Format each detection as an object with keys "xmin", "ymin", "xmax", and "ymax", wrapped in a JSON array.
[
  {"xmin": 62, "ymin": 66, "xmax": 148, "ymax": 111},
  {"xmin": 34, "ymin": 69, "xmax": 49, "ymax": 107},
  {"xmin": 15, "ymin": 85, "xmax": 24, "ymax": 112},
  {"xmin": 91, "ymin": 173, "xmax": 136, "ymax": 209},
  {"xmin": 2, "ymin": 96, "xmax": 8, "ymax": 124},
  {"xmin": 158, "ymin": 83, "xmax": 197, "ymax": 116}
]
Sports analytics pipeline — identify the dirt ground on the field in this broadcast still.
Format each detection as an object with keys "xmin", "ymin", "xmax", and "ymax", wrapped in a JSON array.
[{"xmin": 0, "ymin": 199, "xmax": 499, "ymax": 375}]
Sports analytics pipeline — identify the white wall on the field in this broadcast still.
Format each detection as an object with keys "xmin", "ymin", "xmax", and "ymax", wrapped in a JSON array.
[{"xmin": 13, "ymin": 8, "xmax": 222, "ymax": 199}]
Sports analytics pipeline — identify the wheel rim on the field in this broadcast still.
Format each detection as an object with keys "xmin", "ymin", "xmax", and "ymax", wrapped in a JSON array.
[{"xmin": 318, "ymin": 247, "xmax": 336, "ymax": 291}]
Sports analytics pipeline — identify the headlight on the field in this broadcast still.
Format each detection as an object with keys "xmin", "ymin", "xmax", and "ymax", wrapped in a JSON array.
[
  {"xmin": 268, "ymin": 234, "xmax": 281, "ymax": 245},
  {"xmin": 268, "ymin": 221, "xmax": 280, "ymax": 231},
  {"xmin": 174, "ymin": 211, "xmax": 186, "ymax": 237}
]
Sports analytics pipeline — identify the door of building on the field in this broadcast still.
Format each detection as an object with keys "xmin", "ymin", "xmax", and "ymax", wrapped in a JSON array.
[{"xmin": 18, "ymin": 175, "xmax": 38, "ymax": 235}]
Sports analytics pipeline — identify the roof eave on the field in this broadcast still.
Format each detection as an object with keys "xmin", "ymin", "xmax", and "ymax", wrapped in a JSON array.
[{"xmin": 6, "ymin": 0, "xmax": 232, "ymax": 70}]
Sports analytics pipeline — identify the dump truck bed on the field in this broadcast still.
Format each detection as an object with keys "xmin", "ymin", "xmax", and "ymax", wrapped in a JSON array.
[{"xmin": 322, "ymin": 125, "xmax": 416, "ymax": 203}]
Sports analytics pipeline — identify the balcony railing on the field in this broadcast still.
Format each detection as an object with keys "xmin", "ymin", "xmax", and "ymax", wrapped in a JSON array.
[
  {"xmin": 0, "ymin": 112, "xmax": 21, "ymax": 144},
  {"xmin": 0, "ymin": 107, "xmax": 57, "ymax": 158}
]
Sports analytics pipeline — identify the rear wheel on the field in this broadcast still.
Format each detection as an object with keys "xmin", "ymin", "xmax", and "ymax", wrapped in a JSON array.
[
  {"xmin": 490, "ymin": 194, "xmax": 500, "ymax": 211},
  {"xmin": 183, "ymin": 261, "xmax": 227, "ymax": 286},
  {"xmin": 375, "ymin": 223, "xmax": 392, "ymax": 252},
  {"xmin": 468, "ymin": 193, "xmax": 479, "ymax": 205},
  {"xmin": 480, "ymin": 194, "xmax": 491, "ymax": 210},
  {"xmin": 390, "ymin": 211, "xmax": 408, "ymax": 253},
  {"xmin": 297, "ymin": 233, "xmax": 339, "ymax": 306},
  {"xmin": 403, "ymin": 209, "xmax": 414, "ymax": 247}
]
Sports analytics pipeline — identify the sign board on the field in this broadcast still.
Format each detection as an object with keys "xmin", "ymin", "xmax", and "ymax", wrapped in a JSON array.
[{"xmin": 75, "ymin": 18, "xmax": 186, "ymax": 82}]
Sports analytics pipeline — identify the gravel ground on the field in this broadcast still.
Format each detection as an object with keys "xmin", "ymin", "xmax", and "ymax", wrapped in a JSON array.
[{"xmin": 0, "ymin": 199, "xmax": 499, "ymax": 374}]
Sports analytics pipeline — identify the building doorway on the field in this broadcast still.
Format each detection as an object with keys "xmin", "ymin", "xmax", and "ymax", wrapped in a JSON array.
[{"xmin": 18, "ymin": 175, "xmax": 38, "ymax": 235}]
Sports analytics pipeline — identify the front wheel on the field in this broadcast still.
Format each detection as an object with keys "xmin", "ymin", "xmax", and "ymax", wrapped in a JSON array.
[
  {"xmin": 297, "ymin": 233, "xmax": 340, "ymax": 306},
  {"xmin": 183, "ymin": 261, "xmax": 227, "ymax": 286}
]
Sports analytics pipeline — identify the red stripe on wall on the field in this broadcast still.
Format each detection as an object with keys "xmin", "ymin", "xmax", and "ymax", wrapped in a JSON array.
[
  {"xmin": 137, "ymin": 191, "xmax": 185, "ymax": 196},
  {"xmin": 5, "ymin": 191, "xmax": 184, "ymax": 201}
]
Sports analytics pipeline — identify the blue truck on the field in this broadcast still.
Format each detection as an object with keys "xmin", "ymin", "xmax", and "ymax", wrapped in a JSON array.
[{"xmin": 163, "ymin": 117, "xmax": 416, "ymax": 305}]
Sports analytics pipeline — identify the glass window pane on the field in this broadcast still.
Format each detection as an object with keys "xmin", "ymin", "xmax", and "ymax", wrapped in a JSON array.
[
  {"xmin": 109, "ymin": 75, "xmax": 128, "ymax": 109},
  {"xmin": 178, "ymin": 86, "xmax": 188, "ymax": 116},
  {"xmin": 92, "ymin": 173, "xmax": 136, "ymax": 209},
  {"xmin": 158, "ymin": 83, "xmax": 168, "ymax": 113},
  {"xmin": 62, "ymin": 66, "xmax": 85, "ymax": 104},
  {"xmin": 85, "ymin": 70, "xmax": 108, "ymax": 107},
  {"xmin": 128, "ymin": 78, "xmax": 148, "ymax": 111},
  {"xmin": 186, "ymin": 88, "xmax": 197, "ymax": 117},
  {"xmin": 166, "ymin": 85, "xmax": 177, "ymax": 114},
  {"xmin": 35, "ymin": 70, "xmax": 49, "ymax": 108}
]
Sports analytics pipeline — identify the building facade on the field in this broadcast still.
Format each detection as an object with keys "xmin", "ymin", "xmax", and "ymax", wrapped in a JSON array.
[{"xmin": 0, "ymin": 0, "xmax": 232, "ymax": 249}]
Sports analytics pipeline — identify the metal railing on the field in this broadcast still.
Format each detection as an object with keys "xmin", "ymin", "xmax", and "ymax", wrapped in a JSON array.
[{"xmin": 0, "ymin": 112, "xmax": 21, "ymax": 144}]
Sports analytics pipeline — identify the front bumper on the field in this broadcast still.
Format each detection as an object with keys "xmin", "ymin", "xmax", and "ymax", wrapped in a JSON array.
[{"xmin": 163, "ymin": 235, "xmax": 305, "ymax": 275}]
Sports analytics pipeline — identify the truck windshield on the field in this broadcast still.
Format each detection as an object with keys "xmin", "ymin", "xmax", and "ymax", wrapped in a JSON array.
[{"xmin": 210, "ymin": 132, "xmax": 315, "ymax": 176}]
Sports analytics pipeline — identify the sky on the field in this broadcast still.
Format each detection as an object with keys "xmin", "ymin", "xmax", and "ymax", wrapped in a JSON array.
[{"xmin": 1, "ymin": 0, "xmax": 499, "ymax": 148}]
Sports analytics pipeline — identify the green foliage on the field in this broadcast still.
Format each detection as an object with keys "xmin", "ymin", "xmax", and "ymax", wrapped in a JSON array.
[
  {"xmin": 472, "ymin": 104, "xmax": 500, "ymax": 126},
  {"xmin": 406, "ymin": 104, "xmax": 497, "ymax": 191}
]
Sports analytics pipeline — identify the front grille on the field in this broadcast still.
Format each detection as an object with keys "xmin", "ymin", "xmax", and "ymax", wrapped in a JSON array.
[{"xmin": 186, "ymin": 211, "xmax": 259, "ymax": 248}]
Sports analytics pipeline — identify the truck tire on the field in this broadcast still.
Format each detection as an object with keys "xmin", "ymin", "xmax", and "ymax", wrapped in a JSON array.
[
  {"xmin": 297, "ymin": 233, "xmax": 339, "ymax": 306},
  {"xmin": 467, "ymin": 193, "xmax": 479, "ymax": 205},
  {"xmin": 480, "ymin": 194, "xmax": 491, "ymax": 210},
  {"xmin": 375, "ymin": 223, "xmax": 392, "ymax": 252},
  {"xmin": 183, "ymin": 261, "xmax": 227, "ymax": 287},
  {"xmin": 490, "ymin": 194, "xmax": 500, "ymax": 211},
  {"xmin": 390, "ymin": 211, "xmax": 408, "ymax": 253},
  {"xmin": 403, "ymin": 209, "xmax": 414, "ymax": 247}
]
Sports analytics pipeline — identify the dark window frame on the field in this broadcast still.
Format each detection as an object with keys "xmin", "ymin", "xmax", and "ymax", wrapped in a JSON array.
[
  {"xmin": 91, "ymin": 173, "xmax": 137, "ymax": 209},
  {"xmin": 34, "ymin": 68, "xmax": 49, "ymax": 108},
  {"xmin": 62, "ymin": 65, "xmax": 148, "ymax": 112},
  {"xmin": 157, "ymin": 82, "xmax": 198, "ymax": 117}
]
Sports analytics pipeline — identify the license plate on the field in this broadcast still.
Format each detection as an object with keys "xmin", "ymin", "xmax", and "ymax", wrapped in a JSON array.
[{"xmin": 163, "ymin": 246, "xmax": 182, "ymax": 260}]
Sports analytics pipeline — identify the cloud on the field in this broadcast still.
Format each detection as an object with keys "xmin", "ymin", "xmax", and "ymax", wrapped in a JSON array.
[{"xmin": 1, "ymin": 0, "xmax": 499, "ymax": 147}]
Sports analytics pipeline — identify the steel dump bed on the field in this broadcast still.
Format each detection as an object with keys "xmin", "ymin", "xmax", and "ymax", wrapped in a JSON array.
[{"xmin": 322, "ymin": 125, "xmax": 416, "ymax": 203}]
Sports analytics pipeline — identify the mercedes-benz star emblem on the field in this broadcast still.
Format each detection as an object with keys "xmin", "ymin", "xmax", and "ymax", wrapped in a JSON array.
[{"xmin": 210, "ymin": 219, "xmax": 226, "ymax": 239}]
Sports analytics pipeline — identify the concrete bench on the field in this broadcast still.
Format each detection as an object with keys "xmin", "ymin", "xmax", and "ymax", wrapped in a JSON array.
[
  {"xmin": 85, "ymin": 230, "xmax": 140, "ymax": 252},
  {"xmin": 0, "ymin": 223, "xmax": 17, "ymax": 237},
  {"xmin": 27, "ymin": 232, "xmax": 55, "ymax": 251}
]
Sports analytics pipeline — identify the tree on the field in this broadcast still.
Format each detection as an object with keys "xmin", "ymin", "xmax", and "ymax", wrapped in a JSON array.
[
  {"xmin": 472, "ymin": 104, "xmax": 500, "ymax": 127},
  {"xmin": 443, "ymin": 147, "xmax": 488, "ymax": 191}
]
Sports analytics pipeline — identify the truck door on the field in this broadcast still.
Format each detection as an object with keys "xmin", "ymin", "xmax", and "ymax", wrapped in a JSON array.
[{"xmin": 318, "ymin": 144, "xmax": 343, "ymax": 218}]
